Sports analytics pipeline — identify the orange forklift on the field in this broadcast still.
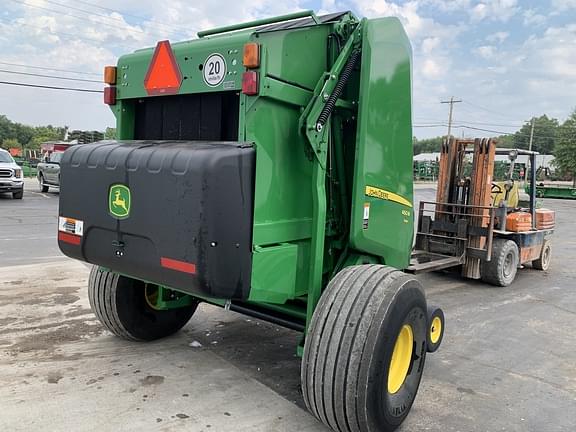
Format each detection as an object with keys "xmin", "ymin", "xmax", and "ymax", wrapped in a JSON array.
[{"xmin": 408, "ymin": 138, "xmax": 555, "ymax": 286}]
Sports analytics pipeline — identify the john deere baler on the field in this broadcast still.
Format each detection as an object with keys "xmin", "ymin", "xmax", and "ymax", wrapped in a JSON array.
[{"xmin": 58, "ymin": 10, "xmax": 444, "ymax": 431}]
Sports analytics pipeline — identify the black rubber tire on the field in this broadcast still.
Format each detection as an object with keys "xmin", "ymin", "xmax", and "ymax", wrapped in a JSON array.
[
  {"xmin": 481, "ymin": 239, "xmax": 519, "ymax": 287},
  {"xmin": 88, "ymin": 266, "xmax": 198, "ymax": 341},
  {"xmin": 426, "ymin": 306, "xmax": 444, "ymax": 353},
  {"xmin": 532, "ymin": 240, "xmax": 551, "ymax": 271},
  {"xmin": 301, "ymin": 265, "xmax": 428, "ymax": 432},
  {"xmin": 39, "ymin": 175, "xmax": 49, "ymax": 192},
  {"xmin": 12, "ymin": 190, "xmax": 23, "ymax": 199}
]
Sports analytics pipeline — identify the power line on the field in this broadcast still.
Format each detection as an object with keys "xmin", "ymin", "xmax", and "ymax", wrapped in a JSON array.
[
  {"xmin": 0, "ymin": 68, "xmax": 102, "ymax": 83},
  {"xmin": 6, "ymin": 19, "xmax": 115, "ymax": 45},
  {"xmin": 461, "ymin": 100, "xmax": 525, "ymax": 121},
  {"xmin": 35, "ymin": 0, "xmax": 186, "ymax": 39},
  {"xmin": 0, "ymin": 61, "xmax": 100, "ymax": 76},
  {"xmin": 453, "ymin": 125, "xmax": 558, "ymax": 140},
  {"xmin": 413, "ymin": 123, "xmax": 559, "ymax": 140},
  {"xmin": 416, "ymin": 118, "xmax": 525, "ymax": 128},
  {"xmin": 9, "ymin": 0, "xmax": 149, "ymax": 37},
  {"xmin": 72, "ymin": 0, "xmax": 194, "ymax": 34},
  {"xmin": 0, "ymin": 80, "xmax": 102, "ymax": 93}
]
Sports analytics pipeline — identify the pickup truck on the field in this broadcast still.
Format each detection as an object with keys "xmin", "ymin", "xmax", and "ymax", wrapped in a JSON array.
[
  {"xmin": 37, "ymin": 152, "xmax": 62, "ymax": 192},
  {"xmin": 0, "ymin": 148, "xmax": 24, "ymax": 199}
]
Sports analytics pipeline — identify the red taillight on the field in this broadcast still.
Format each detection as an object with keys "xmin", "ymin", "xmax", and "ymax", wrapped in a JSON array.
[
  {"xmin": 242, "ymin": 71, "xmax": 258, "ymax": 96},
  {"xmin": 104, "ymin": 86, "xmax": 116, "ymax": 105}
]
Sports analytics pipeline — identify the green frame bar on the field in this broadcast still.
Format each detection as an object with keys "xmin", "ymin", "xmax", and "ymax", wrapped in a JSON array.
[{"xmin": 197, "ymin": 10, "xmax": 318, "ymax": 38}]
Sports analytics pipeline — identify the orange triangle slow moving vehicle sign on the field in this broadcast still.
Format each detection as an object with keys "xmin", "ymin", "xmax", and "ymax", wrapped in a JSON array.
[{"xmin": 144, "ymin": 40, "xmax": 182, "ymax": 95}]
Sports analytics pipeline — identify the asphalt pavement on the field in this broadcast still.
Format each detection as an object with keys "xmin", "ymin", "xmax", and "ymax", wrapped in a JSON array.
[
  {"xmin": 0, "ymin": 178, "xmax": 64, "ymax": 267},
  {"xmin": 0, "ymin": 180, "xmax": 575, "ymax": 431}
]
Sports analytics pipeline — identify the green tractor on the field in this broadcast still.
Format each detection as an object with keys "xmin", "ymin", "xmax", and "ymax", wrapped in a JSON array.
[{"xmin": 58, "ymin": 10, "xmax": 444, "ymax": 431}]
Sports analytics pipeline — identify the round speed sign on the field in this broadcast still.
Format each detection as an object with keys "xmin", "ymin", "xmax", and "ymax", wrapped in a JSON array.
[{"xmin": 203, "ymin": 53, "xmax": 227, "ymax": 87}]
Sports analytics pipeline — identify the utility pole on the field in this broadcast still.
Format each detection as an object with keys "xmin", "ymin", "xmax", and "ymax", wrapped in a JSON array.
[
  {"xmin": 441, "ymin": 96, "xmax": 462, "ymax": 139},
  {"xmin": 528, "ymin": 118, "xmax": 535, "ymax": 152}
]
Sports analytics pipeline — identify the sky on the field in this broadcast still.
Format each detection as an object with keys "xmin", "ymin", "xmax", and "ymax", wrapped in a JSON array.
[{"xmin": 0, "ymin": 0, "xmax": 575, "ymax": 138}]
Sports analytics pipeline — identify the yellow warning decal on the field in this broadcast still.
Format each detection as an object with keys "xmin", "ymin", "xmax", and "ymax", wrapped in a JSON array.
[{"xmin": 365, "ymin": 186, "xmax": 412, "ymax": 208}]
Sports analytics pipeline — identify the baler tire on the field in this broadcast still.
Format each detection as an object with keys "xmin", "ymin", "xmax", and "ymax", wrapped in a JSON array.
[
  {"xmin": 532, "ymin": 240, "xmax": 551, "ymax": 271},
  {"xmin": 301, "ymin": 264, "xmax": 428, "ymax": 432},
  {"xmin": 481, "ymin": 239, "xmax": 519, "ymax": 287},
  {"xmin": 88, "ymin": 266, "xmax": 198, "ymax": 341}
]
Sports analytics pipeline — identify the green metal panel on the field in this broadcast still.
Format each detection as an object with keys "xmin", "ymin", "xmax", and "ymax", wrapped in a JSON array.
[
  {"xmin": 260, "ymin": 25, "xmax": 331, "ymax": 90},
  {"xmin": 249, "ymin": 243, "xmax": 298, "ymax": 303},
  {"xmin": 115, "ymin": 33, "xmax": 250, "ymax": 99},
  {"xmin": 349, "ymin": 17, "xmax": 414, "ymax": 269}
]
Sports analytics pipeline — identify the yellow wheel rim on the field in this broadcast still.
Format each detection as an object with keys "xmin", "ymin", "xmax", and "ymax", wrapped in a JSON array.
[
  {"xmin": 144, "ymin": 284, "xmax": 160, "ymax": 310},
  {"xmin": 430, "ymin": 316, "xmax": 442, "ymax": 344},
  {"xmin": 387, "ymin": 324, "xmax": 414, "ymax": 394}
]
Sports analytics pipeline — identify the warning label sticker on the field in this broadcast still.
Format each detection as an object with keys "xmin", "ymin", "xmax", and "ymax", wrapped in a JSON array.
[
  {"xmin": 363, "ymin": 203, "xmax": 370, "ymax": 230},
  {"xmin": 58, "ymin": 216, "xmax": 84, "ymax": 236},
  {"xmin": 203, "ymin": 53, "xmax": 226, "ymax": 87}
]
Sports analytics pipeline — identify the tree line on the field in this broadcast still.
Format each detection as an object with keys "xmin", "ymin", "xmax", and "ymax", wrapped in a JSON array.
[
  {"xmin": 413, "ymin": 110, "xmax": 576, "ymax": 183},
  {"xmin": 0, "ymin": 114, "xmax": 116, "ymax": 150}
]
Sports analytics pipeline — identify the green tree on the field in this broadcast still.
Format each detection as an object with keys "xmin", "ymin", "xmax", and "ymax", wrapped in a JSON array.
[
  {"xmin": 104, "ymin": 127, "xmax": 117, "ymax": 140},
  {"xmin": 511, "ymin": 115, "xmax": 559, "ymax": 154},
  {"xmin": 554, "ymin": 109, "xmax": 576, "ymax": 187},
  {"xmin": 16, "ymin": 124, "xmax": 35, "ymax": 148},
  {"xmin": 1, "ymin": 138, "xmax": 20, "ymax": 150},
  {"xmin": 413, "ymin": 136, "xmax": 443, "ymax": 155},
  {"xmin": 0, "ymin": 115, "xmax": 16, "ymax": 143}
]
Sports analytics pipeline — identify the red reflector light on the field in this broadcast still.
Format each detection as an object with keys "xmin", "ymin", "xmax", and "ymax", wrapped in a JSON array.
[
  {"xmin": 160, "ymin": 257, "xmax": 196, "ymax": 274},
  {"xmin": 58, "ymin": 232, "xmax": 81, "ymax": 245},
  {"xmin": 144, "ymin": 40, "xmax": 182, "ymax": 95},
  {"xmin": 104, "ymin": 86, "xmax": 116, "ymax": 105},
  {"xmin": 242, "ymin": 71, "xmax": 258, "ymax": 96}
]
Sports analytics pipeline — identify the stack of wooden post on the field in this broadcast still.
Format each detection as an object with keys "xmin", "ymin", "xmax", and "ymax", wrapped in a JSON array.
[{"xmin": 462, "ymin": 138, "xmax": 496, "ymax": 279}]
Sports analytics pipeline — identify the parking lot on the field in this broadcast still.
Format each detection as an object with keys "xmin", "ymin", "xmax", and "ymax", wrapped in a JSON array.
[{"xmin": 0, "ymin": 181, "xmax": 575, "ymax": 431}]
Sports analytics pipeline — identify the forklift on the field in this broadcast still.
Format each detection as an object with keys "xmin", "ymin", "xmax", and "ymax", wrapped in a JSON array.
[
  {"xmin": 408, "ymin": 138, "xmax": 555, "ymax": 286},
  {"xmin": 57, "ymin": 10, "xmax": 444, "ymax": 432}
]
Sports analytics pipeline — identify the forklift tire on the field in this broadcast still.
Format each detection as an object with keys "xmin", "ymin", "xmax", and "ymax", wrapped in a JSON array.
[
  {"xmin": 532, "ymin": 240, "xmax": 551, "ymax": 271},
  {"xmin": 481, "ymin": 239, "xmax": 519, "ymax": 287},
  {"xmin": 301, "ymin": 265, "xmax": 427, "ymax": 432},
  {"xmin": 88, "ymin": 266, "xmax": 198, "ymax": 341},
  {"xmin": 426, "ymin": 306, "xmax": 444, "ymax": 353}
]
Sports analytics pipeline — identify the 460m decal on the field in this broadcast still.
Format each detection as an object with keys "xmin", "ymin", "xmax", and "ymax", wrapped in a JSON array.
[{"xmin": 365, "ymin": 186, "xmax": 412, "ymax": 208}]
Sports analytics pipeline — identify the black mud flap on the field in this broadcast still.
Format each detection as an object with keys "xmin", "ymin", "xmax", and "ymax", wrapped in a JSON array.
[{"xmin": 58, "ymin": 140, "xmax": 255, "ymax": 300}]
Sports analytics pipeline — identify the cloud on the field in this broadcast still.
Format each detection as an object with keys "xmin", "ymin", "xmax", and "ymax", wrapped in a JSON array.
[
  {"xmin": 523, "ymin": 9, "xmax": 546, "ymax": 27},
  {"xmin": 474, "ymin": 45, "xmax": 496, "ymax": 59},
  {"xmin": 470, "ymin": 0, "xmax": 519, "ymax": 22},
  {"xmin": 551, "ymin": 0, "xmax": 576, "ymax": 11},
  {"xmin": 0, "ymin": 0, "xmax": 305, "ymax": 129},
  {"xmin": 486, "ymin": 31, "xmax": 509, "ymax": 43}
]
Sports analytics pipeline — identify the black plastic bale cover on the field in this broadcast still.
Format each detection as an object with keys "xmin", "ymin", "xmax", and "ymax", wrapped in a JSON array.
[{"xmin": 58, "ymin": 141, "xmax": 255, "ymax": 300}]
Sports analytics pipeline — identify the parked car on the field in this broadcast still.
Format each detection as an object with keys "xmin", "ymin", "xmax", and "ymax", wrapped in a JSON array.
[
  {"xmin": 0, "ymin": 148, "xmax": 24, "ymax": 199},
  {"xmin": 37, "ymin": 152, "xmax": 63, "ymax": 192}
]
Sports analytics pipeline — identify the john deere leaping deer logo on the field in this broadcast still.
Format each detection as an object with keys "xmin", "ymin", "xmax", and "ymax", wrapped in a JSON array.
[{"xmin": 109, "ymin": 184, "xmax": 131, "ymax": 219}]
